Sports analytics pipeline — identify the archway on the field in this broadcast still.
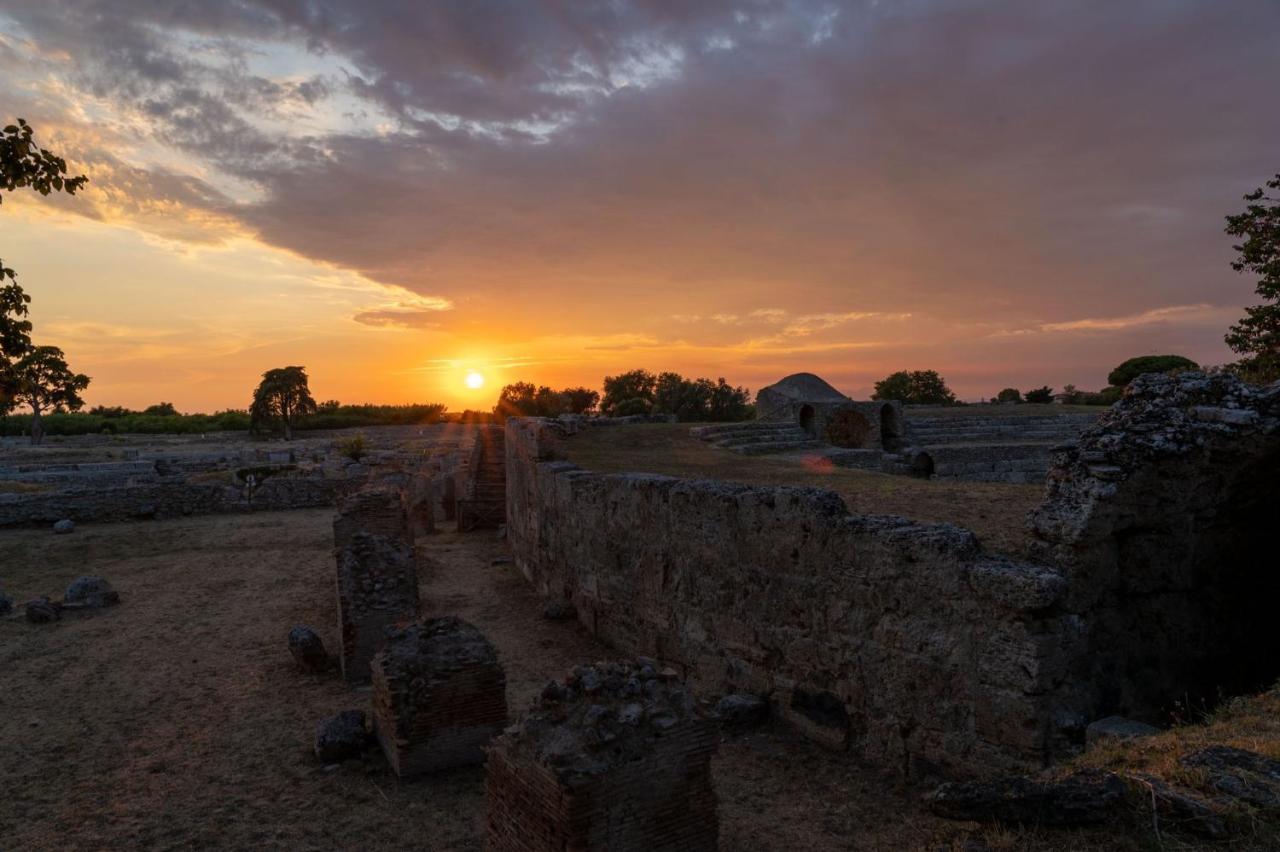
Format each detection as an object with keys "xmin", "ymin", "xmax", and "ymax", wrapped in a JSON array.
[
  {"xmin": 879, "ymin": 404, "xmax": 903, "ymax": 451},
  {"xmin": 798, "ymin": 404, "xmax": 816, "ymax": 437}
]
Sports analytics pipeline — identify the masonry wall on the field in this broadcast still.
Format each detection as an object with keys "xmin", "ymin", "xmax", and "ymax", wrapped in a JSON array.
[{"xmin": 505, "ymin": 418, "xmax": 1081, "ymax": 777}]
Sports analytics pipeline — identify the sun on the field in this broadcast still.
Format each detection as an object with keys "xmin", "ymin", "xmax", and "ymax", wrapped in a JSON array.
[{"xmin": 465, "ymin": 370, "xmax": 485, "ymax": 389}]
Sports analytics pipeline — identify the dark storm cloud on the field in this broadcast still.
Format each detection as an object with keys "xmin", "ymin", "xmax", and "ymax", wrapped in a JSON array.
[{"xmin": 3, "ymin": 0, "xmax": 1279, "ymax": 345}]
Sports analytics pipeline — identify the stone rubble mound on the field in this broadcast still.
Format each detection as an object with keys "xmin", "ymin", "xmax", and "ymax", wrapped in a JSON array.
[{"xmin": 63, "ymin": 576, "xmax": 119, "ymax": 608}]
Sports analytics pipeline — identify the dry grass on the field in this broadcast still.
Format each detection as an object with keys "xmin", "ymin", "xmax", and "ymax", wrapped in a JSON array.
[
  {"xmin": 0, "ymin": 481, "xmax": 49, "ymax": 494},
  {"xmin": 909, "ymin": 403, "xmax": 1103, "ymax": 418},
  {"xmin": 555, "ymin": 423, "xmax": 1045, "ymax": 558}
]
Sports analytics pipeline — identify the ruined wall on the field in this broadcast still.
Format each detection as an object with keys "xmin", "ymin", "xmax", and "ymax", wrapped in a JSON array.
[
  {"xmin": 1030, "ymin": 373, "xmax": 1280, "ymax": 721},
  {"xmin": 505, "ymin": 418, "xmax": 1080, "ymax": 776}
]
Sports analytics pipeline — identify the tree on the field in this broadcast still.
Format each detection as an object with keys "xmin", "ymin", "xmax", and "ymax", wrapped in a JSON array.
[
  {"xmin": 600, "ymin": 369, "xmax": 657, "ymax": 415},
  {"xmin": 9, "ymin": 345, "xmax": 90, "ymax": 445},
  {"xmin": 707, "ymin": 377, "xmax": 752, "ymax": 421},
  {"xmin": 1107, "ymin": 355, "xmax": 1198, "ymax": 387},
  {"xmin": 1, "ymin": 119, "xmax": 88, "ymax": 407},
  {"xmin": 995, "ymin": 387, "xmax": 1023, "ymax": 404},
  {"xmin": 249, "ymin": 366, "xmax": 317, "ymax": 440},
  {"xmin": 1025, "ymin": 386, "xmax": 1054, "ymax": 404},
  {"xmin": 1224, "ymin": 173, "xmax": 1280, "ymax": 382},
  {"xmin": 143, "ymin": 401, "xmax": 178, "ymax": 416},
  {"xmin": 560, "ymin": 387, "xmax": 599, "ymax": 415},
  {"xmin": 872, "ymin": 370, "xmax": 957, "ymax": 405}
]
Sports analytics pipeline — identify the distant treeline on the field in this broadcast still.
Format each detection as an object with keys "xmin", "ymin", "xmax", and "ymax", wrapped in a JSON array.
[{"xmin": 0, "ymin": 401, "xmax": 448, "ymax": 437}]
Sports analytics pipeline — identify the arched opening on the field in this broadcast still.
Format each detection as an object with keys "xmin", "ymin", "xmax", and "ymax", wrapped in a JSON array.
[
  {"xmin": 798, "ymin": 404, "xmax": 816, "ymax": 437},
  {"xmin": 879, "ymin": 404, "xmax": 903, "ymax": 451},
  {"xmin": 909, "ymin": 451, "xmax": 934, "ymax": 479}
]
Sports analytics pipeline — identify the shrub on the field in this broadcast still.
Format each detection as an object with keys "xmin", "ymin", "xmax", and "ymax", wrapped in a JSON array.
[
  {"xmin": 338, "ymin": 434, "xmax": 367, "ymax": 462},
  {"xmin": 1024, "ymin": 386, "xmax": 1054, "ymax": 404},
  {"xmin": 995, "ymin": 388, "xmax": 1023, "ymax": 404},
  {"xmin": 612, "ymin": 397, "xmax": 652, "ymax": 417}
]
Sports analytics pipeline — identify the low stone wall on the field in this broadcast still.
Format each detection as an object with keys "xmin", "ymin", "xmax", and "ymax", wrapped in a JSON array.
[
  {"xmin": 505, "ymin": 418, "xmax": 1079, "ymax": 777},
  {"xmin": 0, "ymin": 477, "xmax": 343, "ymax": 526}
]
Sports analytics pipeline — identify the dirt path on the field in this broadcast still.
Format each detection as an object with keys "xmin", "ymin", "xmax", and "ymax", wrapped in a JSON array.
[{"xmin": 1, "ymin": 510, "xmax": 975, "ymax": 850}]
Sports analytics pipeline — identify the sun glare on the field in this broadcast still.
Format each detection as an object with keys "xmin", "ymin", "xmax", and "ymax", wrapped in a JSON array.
[{"xmin": 465, "ymin": 370, "xmax": 485, "ymax": 389}]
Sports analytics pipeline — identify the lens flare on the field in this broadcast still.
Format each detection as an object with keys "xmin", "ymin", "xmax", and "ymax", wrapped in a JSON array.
[{"xmin": 465, "ymin": 371, "xmax": 485, "ymax": 389}]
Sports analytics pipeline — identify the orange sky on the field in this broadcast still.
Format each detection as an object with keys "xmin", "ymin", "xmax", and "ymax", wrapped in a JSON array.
[{"xmin": 1, "ymin": 2, "xmax": 1276, "ymax": 412}]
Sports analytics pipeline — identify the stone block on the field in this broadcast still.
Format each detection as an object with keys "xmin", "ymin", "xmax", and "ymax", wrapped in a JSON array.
[
  {"xmin": 335, "ymin": 533, "xmax": 420, "ymax": 682},
  {"xmin": 485, "ymin": 660, "xmax": 719, "ymax": 851},
  {"xmin": 332, "ymin": 485, "xmax": 411, "ymax": 550},
  {"xmin": 371, "ymin": 617, "xmax": 506, "ymax": 778}
]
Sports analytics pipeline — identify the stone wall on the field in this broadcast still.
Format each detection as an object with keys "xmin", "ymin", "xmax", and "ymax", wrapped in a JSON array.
[
  {"xmin": 505, "ymin": 418, "xmax": 1079, "ymax": 777},
  {"xmin": 0, "ymin": 477, "xmax": 342, "ymax": 526}
]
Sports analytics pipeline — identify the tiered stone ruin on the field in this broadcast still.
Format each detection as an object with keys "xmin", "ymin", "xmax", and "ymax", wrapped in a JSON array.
[
  {"xmin": 335, "ymin": 532, "xmax": 420, "ymax": 682},
  {"xmin": 369, "ymin": 616, "xmax": 507, "ymax": 779},
  {"xmin": 457, "ymin": 425, "xmax": 506, "ymax": 531},
  {"xmin": 485, "ymin": 660, "xmax": 719, "ymax": 852}
]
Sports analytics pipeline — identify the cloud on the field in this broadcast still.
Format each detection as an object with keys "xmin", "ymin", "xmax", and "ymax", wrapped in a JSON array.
[{"xmin": 990, "ymin": 303, "xmax": 1239, "ymax": 337}]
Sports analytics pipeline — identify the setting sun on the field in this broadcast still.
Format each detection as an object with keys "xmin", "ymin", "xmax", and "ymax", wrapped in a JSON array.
[{"xmin": 465, "ymin": 371, "xmax": 485, "ymax": 389}]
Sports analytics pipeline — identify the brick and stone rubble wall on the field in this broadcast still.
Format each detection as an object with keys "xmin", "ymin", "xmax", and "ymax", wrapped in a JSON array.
[
  {"xmin": 332, "ymin": 485, "xmax": 412, "ymax": 550},
  {"xmin": 370, "ymin": 617, "xmax": 506, "ymax": 778},
  {"xmin": 504, "ymin": 418, "xmax": 1080, "ymax": 776},
  {"xmin": 335, "ymin": 532, "xmax": 421, "ymax": 682}
]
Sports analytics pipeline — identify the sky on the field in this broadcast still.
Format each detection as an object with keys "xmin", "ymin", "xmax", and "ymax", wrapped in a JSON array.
[{"xmin": 0, "ymin": 0, "xmax": 1277, "ymax": 411}]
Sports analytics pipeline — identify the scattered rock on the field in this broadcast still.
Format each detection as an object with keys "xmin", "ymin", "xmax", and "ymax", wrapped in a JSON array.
[
  {"xmin": 927, "ymin": 770, "xmax": 1126, "ymax": 826},
  {"xmin": 52, "ymin": 519, "xmax": 76, "ymax": 535},
  {"xmin": 64, "ymin": 576, "xmax": 120, "ymax": 608},
  {"xmin": 1181, "ymin": 746, "xmax": 1280, "ymax": 810},
  {"xmin": 25, "ymin": 597, "xmax": 62, "ymax": 624},
  {"xmin": 288, "ymin": 626, "xmax": 330, "ymax": 673},
  {"xmin": 314, "ymin": 710, "xmax": 370, "ymax": 763},
  {"xmin": 542, "ymin": 600, "xmax": 576, "ymax": 622},
  {"xmin": 1133, "ymin": 774, "xmax": 1228, "ymax": 839},
  {"xmin": 0, "ymin": 592, "xmax": 12, "ymax": 616},
  {"xmin": 715, "ymin": 693, "xmax": 769, "ymax": 727},
  {"xmin": 1085, "ymin": 715, "xmax": 1159, "ymax": 747}
]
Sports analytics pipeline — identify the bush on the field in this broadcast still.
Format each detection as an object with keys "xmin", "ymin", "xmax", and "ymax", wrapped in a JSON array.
[
  {"xmin": 1107, "ymin": 355, "xmax": 1198, "ymax": 387},
  {"xmin": 612, "ymin": 397, "xmax": 652, "ymax": 417},
  {"xmin": 338, "ymin": 434, "xmax": 367, "ymax": 462},
  {"xmin": 995, "ymin": 388, "xmax": 1023, "ymax": 404},
  {"xmin": 1024, "ymin": 386, "xmax": 1054, "ymax": 404},
  {"xmin": 600, "ymin": 370, "xmax": 657, "ymax": 415}
]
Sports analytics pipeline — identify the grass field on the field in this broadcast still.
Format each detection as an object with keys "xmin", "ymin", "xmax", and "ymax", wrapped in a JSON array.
[
  {"xmin": 907, "ymin": 403, "xmax": 1104, "ymax": 418},
  {"xmin": 555, "ymin": 423, "xmax": 1046, "ymax": 558}
]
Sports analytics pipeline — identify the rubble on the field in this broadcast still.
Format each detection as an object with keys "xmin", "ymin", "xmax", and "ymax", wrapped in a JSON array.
[
  {"xmin": 370, "ymin": 617, "xmax": 507, "ymax": 779},
  {"xmin": 314, "ymin": 710, "xmax": 371, "ymax": 763}
]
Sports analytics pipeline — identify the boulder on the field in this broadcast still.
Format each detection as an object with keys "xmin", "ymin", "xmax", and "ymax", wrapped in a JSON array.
[
  {"xmin": 542, "ymin": 599, "xmax": 576, "ymax": 622},
  {"xmin": 64, "ymin": 576, "xmax": 120, "ymax": 608},
  {"xmin": 25, "ymin": 597, "xmax": 62, "ymax": 624},
  {"xmin": 288, "ymin": 626, "xmax": 330, "ymax": 673},
  {"xmin": 314, "ymin": 710, "xmax": 370, "ymax": 763},
  {"xmin": 1085, "ymin": 715, "xmax": 1159, "ymax": 747},
  {"xmin": 52, "ymin": 519, "xmax": 76, "ymax": 535},
  {"xmin": 715, "ymin": 693, "xmax": 769, "ymax": 727},
  {"xmin": 927, "ymin": 770, "xmax": 1126, "ymax": 825}
]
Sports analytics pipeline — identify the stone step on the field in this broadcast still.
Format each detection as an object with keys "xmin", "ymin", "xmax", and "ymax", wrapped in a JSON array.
[
  {"xmin": 691, "ymin": 422, "xmax": 806, "ymax": 440},
  {"xmin": 712, "ymin": 430, "xmax": 810, "ymax": 449},
  {"xmin": 731, "ymin": 439, "xmax": 825, "ymax": 456}
]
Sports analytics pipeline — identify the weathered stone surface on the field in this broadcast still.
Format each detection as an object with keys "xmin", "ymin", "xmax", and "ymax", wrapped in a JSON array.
[
  {"xmin": 541, "ymin": 599, "xmax": 575, "ymax": 622},
  {"xmin": 52, "ymin": 519, "xmax": 75, "ymax": 534},
  {"xmin": 1085, "ymin": 716, "xmax": 1159, "ymax": 747},
  {"xmin": 1031, "ymin": 372, "xmax": 1280, "ymax": 727},
  {"xmin": 333, "ymin": 485, "xmax": 411, "ymax": 551},
  {"xmin": 485, "ymin": 660, "xmax": 718, "ymax": 851},
  {"xmin": 715, "ymin": 693, "xmax": 769, "ymax": 726},
  {"xmin": 25, "ymin": 596, "xmax": 61, "ymax": 623},
  {"xmin": 314, "ymin": 710, "xmax": 370, "ymax": 763},
  {"xmin": 335, "ymin": 532, "xmax": 420, "ymax": 682},
  {"xmin": 0, "ymin": 592, "xmax": 12, "ymax": 616},
  {"xmin": 506, "ymin": 418, "xmax": 1080, "ymax": 775},
  {"xmin": 1181, "ymin": 746, "xmax": 1280, "ymax": 810},
  {"xmin": 927, "ymin": 770, "xmax": 1126, "ymax": 825},
  {"xmin": 288, "ymin": 626, "xmax": 330, "ymax": 673},
  {"xmin": 370, "ymin": 617, "xmax": 507, "ymax": 779},
  {"xmin": 1136, "ymin": 774, "xmax": 1228, "ymax": 838},
  {"xmin": 64, "ymin": 576, "xmax": 120, "ymax": 608}
]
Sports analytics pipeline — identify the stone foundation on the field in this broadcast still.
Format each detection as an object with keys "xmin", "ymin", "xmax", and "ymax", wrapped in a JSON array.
[
  {"xmin": 485, "ymin": 661, "xmax": 718, "ymax": 851},
  {"xmin": 332, "ymin": 485, "xmax": 412, "ymax": 550},
  {"xmin": 335, "ymin": 532, "xmax": 420, "ymax": 682},
  {"xmin": 370, "ymin": 617, "xmax": 507, "ymax": 778}
]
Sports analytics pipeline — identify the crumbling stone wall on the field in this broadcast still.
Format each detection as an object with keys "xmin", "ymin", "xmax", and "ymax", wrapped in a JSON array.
[
  {"xmin": 332, "ymin": 485, "xmax": 412, "ymax": 550},
  {"xmin": 485, "ymin": 660, "xmax": 719, "ymax": 851},
  {"xmin": 335, "ymin": 532, "xmax": 421, "ymax": 682},
  {"xmin": 505, "ymin": 418, "xmax": 1079, "ymax": 776},
  {"xmin": 1030, "ymin": 372, "xmax": 1280, "ymax": 724},
  {"xmin": 370, "ymin": 617, "xmax": 506, "ymax": 778}
]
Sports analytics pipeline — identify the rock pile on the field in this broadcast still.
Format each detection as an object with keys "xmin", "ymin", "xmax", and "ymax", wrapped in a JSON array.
[
  {"xmin": 335, "ymin": 532, "xmax": 420, "ymax": 682},
  {"xmin": 370, "ymin": 617, "xmax": 507, "ymax": 779},
  {"xmin": 485, "ymin": 659, "xmax": 719, "ymax": 851}
]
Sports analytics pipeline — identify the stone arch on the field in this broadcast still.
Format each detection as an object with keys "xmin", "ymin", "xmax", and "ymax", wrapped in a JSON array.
[
  {"xmin": 1032, "ymin": 373, "xmax": 1280, "ymax": 725},
  {"xmin": 798, "ymin": 404, "xmax": 816, "ymax": 437},
  {"xmin": 879, "ymin": 404, "xmax": 903, "ymax": 451}
]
